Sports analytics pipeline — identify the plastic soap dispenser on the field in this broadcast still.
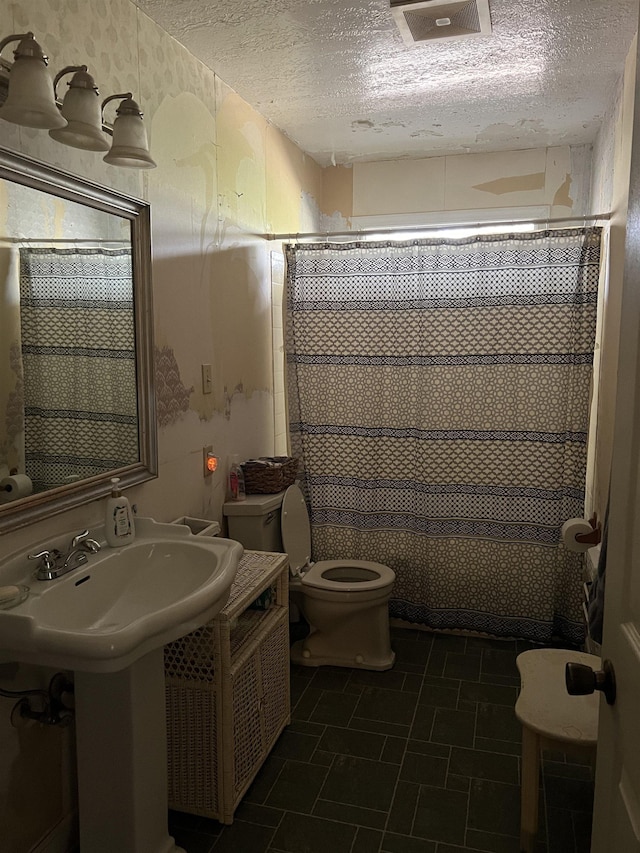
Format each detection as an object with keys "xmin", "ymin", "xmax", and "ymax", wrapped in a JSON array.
[
  {"xmin": 228, "ymin": 455, "xmax": 246, "ymax": 502},
  {"xmin": 104, "ymin": 477, "xmax": 135, "ymax": 547}
]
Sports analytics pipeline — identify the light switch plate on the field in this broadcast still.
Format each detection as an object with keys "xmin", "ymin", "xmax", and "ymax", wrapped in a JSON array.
[{"xmin": 201, "ymin": 363, "xmax": 212, "ymax": 394}]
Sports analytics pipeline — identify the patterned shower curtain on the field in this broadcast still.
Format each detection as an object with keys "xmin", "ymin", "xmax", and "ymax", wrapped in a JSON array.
[
  {"xmin": 285, "ymin": 228, "xmax": 601, "ymax": 644},
  {"xmin": 19, "ymin": 247, "xmax": 137, "ymax": 491}
]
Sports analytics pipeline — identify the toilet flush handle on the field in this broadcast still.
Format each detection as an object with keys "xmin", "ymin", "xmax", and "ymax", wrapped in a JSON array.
[{"xmin": 264, "ymin": 511, "xmax": 276, "ymax": 526}]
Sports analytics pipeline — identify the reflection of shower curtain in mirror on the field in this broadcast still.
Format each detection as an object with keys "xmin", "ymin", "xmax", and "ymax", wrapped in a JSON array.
[{"xmin": 19, "ymin": 248, "xmax": 137, "ymax": 491}]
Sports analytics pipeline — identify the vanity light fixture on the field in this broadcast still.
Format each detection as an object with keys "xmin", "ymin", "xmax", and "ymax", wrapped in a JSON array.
[
  {"xmin": 49, "ymin": 65, "xmax": 109, "ymax": 151},
  {"xmin": 0, "ymin": 32, "xmax": 66, "ymax": 129},
  {"xmin": 102, "ymin": 93, "xmax": 156, "ymax": 169},
  {"xmin": 0, "ymin": 31, "xmax": 156, "ymax": 169}
]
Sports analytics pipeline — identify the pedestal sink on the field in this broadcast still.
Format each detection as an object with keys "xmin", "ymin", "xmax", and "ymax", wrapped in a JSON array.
[{"xmin": 0, "ymin": 518, "xmax": 243, "ymax": 853}]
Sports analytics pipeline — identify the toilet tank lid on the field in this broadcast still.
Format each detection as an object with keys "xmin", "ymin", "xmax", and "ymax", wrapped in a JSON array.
[{"xmin": 222, "ymin": 492, "xmax": 285, "ymax": 516}]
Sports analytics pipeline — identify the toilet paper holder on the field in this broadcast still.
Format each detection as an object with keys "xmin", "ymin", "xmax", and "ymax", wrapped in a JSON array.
[{"xmin": 574, "ymin": 513, "xmax": 602, "ymax": 547}]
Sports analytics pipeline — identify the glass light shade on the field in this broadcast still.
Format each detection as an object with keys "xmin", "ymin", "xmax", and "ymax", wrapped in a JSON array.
[
  {"xmin": 49, "ymin": 69, "xmax": 109, "ymax": 151},
  {"xmin": 103, "ymin": 98, "xmax": 156, "ymax": 169},
  {"xmin": 0, "ymin": 49, "xmax": 66, "ymax": 129}
]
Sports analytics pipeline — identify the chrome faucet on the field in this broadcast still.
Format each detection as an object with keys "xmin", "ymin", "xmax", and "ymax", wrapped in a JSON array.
[
  {"xmin": 63, "ymin": 529, "xmax": 101, "ymax": 569},
  {"xmin": 29, "ymin": 529, "xmax": 101, "ymax": 581}
]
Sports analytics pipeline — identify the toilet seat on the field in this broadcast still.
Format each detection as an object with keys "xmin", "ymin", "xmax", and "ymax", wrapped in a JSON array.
[
  {"xmin": 281, "ymin": 485, "xmax": 395, "ymax": 593},
  {"xmin": 302, "ymin": 560, "xmax": 395, "ymax": 593},
  {"xmin": 281, "ymin": 484, "xmax": 313, "ymax": 576}
]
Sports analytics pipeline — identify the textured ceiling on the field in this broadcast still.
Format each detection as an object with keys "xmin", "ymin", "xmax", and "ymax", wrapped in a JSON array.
[{"xmin": 134, "ymin": 0, "xmax": 639, "ymax": 166}]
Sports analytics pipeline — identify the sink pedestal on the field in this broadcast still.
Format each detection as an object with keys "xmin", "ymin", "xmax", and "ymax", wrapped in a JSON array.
[
  {"xmin": 0, "ymin": 523, "xmax": 243, "ymax": 850},
  {"xmin": 75, "ymin": 648, "xmax": 184, "ymax": 853}
]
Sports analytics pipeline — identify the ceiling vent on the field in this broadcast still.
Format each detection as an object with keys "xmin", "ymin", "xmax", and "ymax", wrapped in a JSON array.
[{"xmin": 390, "ymin": 0, "xmax": 492, "ymax": 46}]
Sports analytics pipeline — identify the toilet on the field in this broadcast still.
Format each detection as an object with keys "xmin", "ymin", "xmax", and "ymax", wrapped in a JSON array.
[{"xmin": 223, "ymin": 484, "xmax": 396, "ymax": 670}]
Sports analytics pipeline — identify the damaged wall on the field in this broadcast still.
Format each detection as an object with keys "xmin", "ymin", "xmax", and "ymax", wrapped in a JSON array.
[{"xmin": 322, "ymin": 145, "xmax": 592, "ymax": 228}]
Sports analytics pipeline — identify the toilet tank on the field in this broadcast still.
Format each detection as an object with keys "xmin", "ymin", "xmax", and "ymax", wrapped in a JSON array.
[{"xmin": 222, "ymin": 492, "xmax": 285, "ymax": 552}]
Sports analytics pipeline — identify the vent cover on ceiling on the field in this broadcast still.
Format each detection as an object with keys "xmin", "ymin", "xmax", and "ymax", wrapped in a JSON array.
[{"xmin": 390, "ymin": 0, "xmax": 492, "ymax": 46}]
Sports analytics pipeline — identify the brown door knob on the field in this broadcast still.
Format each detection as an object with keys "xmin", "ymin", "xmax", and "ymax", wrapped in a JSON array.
[{"xmin": 565, "ymin": 658, "xmax": 616, "ymax": 705}]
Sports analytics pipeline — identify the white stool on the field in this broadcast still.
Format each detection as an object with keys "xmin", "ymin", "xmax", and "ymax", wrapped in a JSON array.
[{"xmin": 515, "ymin": 648, "xmax": 600, "ymax": 853}]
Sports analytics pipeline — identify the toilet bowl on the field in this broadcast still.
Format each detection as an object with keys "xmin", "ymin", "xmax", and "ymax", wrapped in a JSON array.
[
  {"xmin": 290, "ymin": 561, "xmax": 396, "ymax": 670},
  {"xmin": 223, "ymin": 485, "xmax": 396, "ymax": 670},
  {"xmin": 281, "ymin": 485, "xmax": 396, "ymax": 670}
]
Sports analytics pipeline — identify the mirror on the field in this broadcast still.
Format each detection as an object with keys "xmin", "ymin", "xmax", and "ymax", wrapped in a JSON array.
[{"xmin": 0, "ymin": 147, "xmax": 156, "ymax": 533}]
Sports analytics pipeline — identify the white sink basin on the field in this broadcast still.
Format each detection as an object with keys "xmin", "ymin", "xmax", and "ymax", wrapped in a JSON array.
[{"xmin": 0, "ymin": 517, "xmax": 243, "ymax": 672}]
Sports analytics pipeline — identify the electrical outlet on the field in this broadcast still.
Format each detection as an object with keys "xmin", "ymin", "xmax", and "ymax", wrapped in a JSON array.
[
  {"xmin": 201, "ymin": 363, "xmax": 212, "ymax": 394},
  {"xmin": 203, "ymin": 445, "xmax": 217, "ymax": 476}
]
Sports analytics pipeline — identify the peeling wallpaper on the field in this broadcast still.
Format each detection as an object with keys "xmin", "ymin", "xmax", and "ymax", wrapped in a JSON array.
[
  {"xmin": 472, "ymin": 172, "xmax": 546, "ymax": 195},
  {"xmin": 321, "ymin": 165, "xmax": 354, "ymax": 225},
  {"xmin": 350, "ymin": 146, "xmax": 590, "ymax": 220},
  {"xmin": 155, "ymin": 345, "xmax": 193, "ymax": 427}
]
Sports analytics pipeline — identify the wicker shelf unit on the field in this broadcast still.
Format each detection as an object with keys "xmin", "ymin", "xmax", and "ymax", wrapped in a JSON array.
[{"xmin": 164, "ymin": 550, "xmax": 290, "ymax": 823}]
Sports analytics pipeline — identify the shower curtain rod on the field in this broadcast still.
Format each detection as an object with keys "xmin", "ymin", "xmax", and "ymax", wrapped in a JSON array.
[{"xmin": 264, "ymin": 212, "xmax": 611, "ymax": 242}]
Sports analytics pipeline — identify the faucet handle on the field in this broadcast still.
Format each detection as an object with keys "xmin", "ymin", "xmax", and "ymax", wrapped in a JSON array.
[
  {"xmin": 28, "ymin": 549, "xmax": 60, "ymax": 570},
  {"xmin": 70, "ymin": 529, "xmax": 90, "ymax": 549}
]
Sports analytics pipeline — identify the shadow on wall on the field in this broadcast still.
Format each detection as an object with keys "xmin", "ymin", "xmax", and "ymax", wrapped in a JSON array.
[{"xmin": 152, "ymin": 243, "xmax": 275, "ymax": 423}]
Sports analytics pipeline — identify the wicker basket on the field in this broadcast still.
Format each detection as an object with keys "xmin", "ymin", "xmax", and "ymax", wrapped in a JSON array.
[{"xmin": 241, "ymin": 456, "xmax": 298, "ymax": 494}]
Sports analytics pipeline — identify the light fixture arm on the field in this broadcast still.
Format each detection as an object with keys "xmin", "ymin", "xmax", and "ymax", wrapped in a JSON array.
[
  {"xmin": 0, "ymin": 32, "xmax": 47, "ymax": 63},
  {"xmin": 53, "ymin": 65, "xmax": 94, "ymax": 99},
  {"xmin": 102, "ymin": 92, "xmax": 136, "ymax": 117}
]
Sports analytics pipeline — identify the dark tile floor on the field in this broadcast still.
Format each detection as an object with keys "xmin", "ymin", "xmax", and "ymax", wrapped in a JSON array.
[{"xmin": 168, "ymin": 628, "xmax": 595, "ymax": 853}]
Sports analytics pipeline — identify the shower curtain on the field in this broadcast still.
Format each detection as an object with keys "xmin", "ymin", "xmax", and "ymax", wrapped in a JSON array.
[
  {"xmin": 19, "ymin": 247, "xmax": 137, "ymax": 491},
  {"xmin": 285, "ymin": 228, "xmax": 601, "ymax": 644}
]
